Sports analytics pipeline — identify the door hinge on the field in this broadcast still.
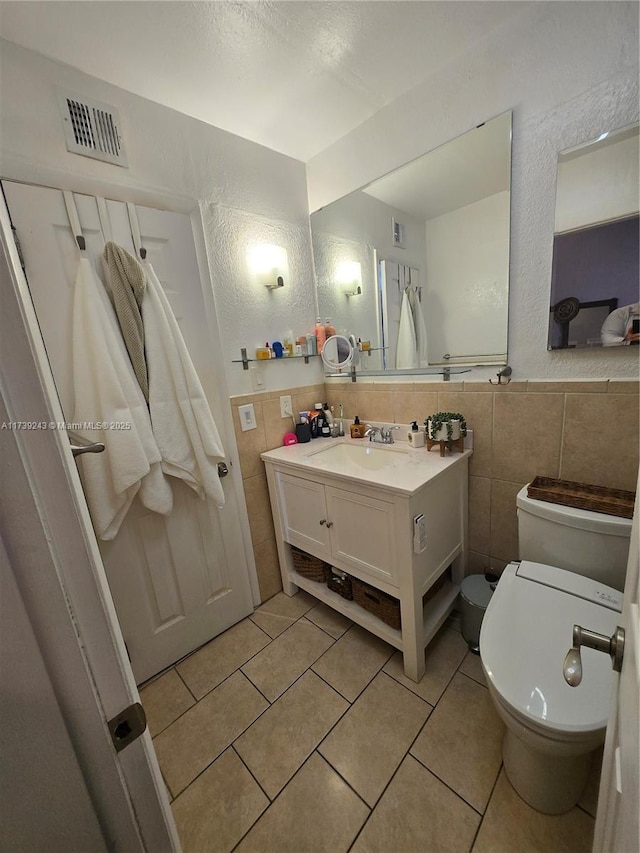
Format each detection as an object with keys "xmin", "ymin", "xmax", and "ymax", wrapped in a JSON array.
[
  {"xmin": 11, "ymin": 226, "xmax": 26, "ymax": 271},
  {"xmin": 108, "ymin": 702, "xmax": 147, "ymax": 752}
]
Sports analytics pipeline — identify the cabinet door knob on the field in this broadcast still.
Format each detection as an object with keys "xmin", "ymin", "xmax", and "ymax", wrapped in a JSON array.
[
  {"xmin": 326, "ymin": 521, "xmax": 334, "ymax": 528},
  {"xmin": 319, "ymin": 519, "xmax": 327, "ymax": 526}
]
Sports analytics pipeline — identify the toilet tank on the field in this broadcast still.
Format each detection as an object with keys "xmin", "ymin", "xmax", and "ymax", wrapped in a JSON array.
[{"xmin": 517, "ymin": 485, "xmax": 632, "ymax": 591}]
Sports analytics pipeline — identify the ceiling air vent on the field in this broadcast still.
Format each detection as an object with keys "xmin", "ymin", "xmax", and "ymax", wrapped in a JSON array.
[{"xmin": 57, "ymin": 89, "xmax": 128, "ymax": 168}]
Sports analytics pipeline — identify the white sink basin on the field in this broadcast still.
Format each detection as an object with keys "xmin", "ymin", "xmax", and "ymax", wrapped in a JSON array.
[{"xmin": 309, "ymin": 441, "xmax": 408, "ymax": 471}]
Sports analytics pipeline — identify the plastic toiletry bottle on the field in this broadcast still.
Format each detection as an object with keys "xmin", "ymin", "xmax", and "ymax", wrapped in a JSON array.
[
  {"xmin": 323, "ymin": 403, "xmax": 333, "ymax": 427},
  {"xmin": 408, "ymin": 420, "xmax": 425, "ymax": 447},
  {"xmin": 350, "ymin": 415, "xmax": 365, "ymax": 439},
  {"xmin": 256, "ymin": 346, "xmax": 271, "ymax": 359},
  {"xmin": 338, "ymin": 403, "xmax": 345, "ymax": 437},
  {"xmin": 315, "ymin": 317, "xmax": 326, "ymax": 353},
  {"xmin": 272, "ymin": 341, "xmax": 284, "ymax": 358},
  {"xmin": 283, "ymin": 333, "xmax": 294, "ymax": 357},
  {"xmin": 324, "ymin": 317, "xmax": 336, "ymax": 337},
  {"xmin": 306, "ymin": 333, "xmax": 317, "ymax": 356}
]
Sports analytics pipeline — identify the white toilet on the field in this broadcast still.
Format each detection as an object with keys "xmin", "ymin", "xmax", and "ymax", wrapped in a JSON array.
[{"xmin": 480, "ymin": 486, "xmax": 632, "ymax": 814}]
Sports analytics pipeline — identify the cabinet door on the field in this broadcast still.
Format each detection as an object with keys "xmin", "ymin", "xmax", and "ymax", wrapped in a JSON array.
[
  {"xmin": 277, "ymin": 473, "xmax": 331, "ymax": 555},
  {"xmin": 327, "ymin": 487, "xmax": 397, "ymax": 587}
]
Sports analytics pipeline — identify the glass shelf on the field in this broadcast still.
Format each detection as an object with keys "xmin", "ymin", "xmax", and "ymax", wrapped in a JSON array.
[
  {"xmin": 232, "ymin": 348, "xmax": 321, "ymax": 370},
  {"xmin": 325, "ymin": 366, "xmax": 472, "ymax": 382}
]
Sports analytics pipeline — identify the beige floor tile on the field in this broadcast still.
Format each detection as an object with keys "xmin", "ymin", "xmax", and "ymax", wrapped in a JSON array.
[
  {"xmin": 249, "ymin": 589, "xmax": 317, "ymax": 638},
  {"xmin": 319, "ymin": 672, "xmax": 431, "ymax": 807},
  {"xmin": 383, "ymin": 626, "xmax": 467, "ymax": 705},
  {"xmin": 411, "ymin": 672, "xmax": 503, "ymax": 812},
  {"xmin": 154, "ymin": 671, "xmax": 268, "ymax": 796},
  {"xmin": 305, "ymin": 602, "xmax": 353, "ymax": 638},
  {"xmin": 458, "ymin": 650, "xmax": 487, "ymax": 686},
  {"xmin": 472, "ymin": 769, "xmax": 594, "ymax": 853},
  {"xmin": 235, "ymin": 670, "xmax": 348, "ymax": 799},
  {"xmin": 236, "ymin": 753, "xmax": 369, "ymax": 853},
  {"xmin": 172, "ymin": 748, "xmax": 268, "ymax": 853},
  {"xmin": 139, "ymin": 669, "xmax": 194, "ymax": 737},
  {"xmin": 352, "ymin": 755, "xmax": 480, "ymax": 853},
  {"xmin": 312, "ymin": 625, "xmax": 394, "ymax": 701},
  {"xmin": 176, "ymin": 618, "xmax": 271, "ymax": 700},
  {"xmin": 241, "ymin": 618, "xmax": 334, "ymax": 701}
]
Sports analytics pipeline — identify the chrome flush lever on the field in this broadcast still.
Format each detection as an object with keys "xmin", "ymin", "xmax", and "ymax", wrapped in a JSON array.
[{"xmin": 563, "ymin": 624, "xmax": 625, "ymax": 687}]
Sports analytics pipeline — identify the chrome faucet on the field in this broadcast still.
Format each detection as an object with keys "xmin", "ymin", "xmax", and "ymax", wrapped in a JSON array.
[{"xmin": 364, "ymin": 424, "xmax": 400, "ymax": 444}]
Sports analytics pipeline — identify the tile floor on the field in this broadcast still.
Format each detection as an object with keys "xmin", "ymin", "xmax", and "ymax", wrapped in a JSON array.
[{"xmin": 141, "ymin": 590, "xmax": 599, "ymax": 853}]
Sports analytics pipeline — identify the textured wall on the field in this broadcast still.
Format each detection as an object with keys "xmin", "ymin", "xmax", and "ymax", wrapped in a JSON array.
[
  {"xmin": 233, "ymin": 378, "xmax": 638, "ymax": 601},
  {"xmin": 307, "ymin": 2, "xmax": 640, "ymax": 381},
  {"xmin": 0, "ymin": 40, "xmax": 324, "ymax": 397}
]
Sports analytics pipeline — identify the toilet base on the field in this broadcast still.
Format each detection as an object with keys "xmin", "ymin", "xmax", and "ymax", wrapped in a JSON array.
[{"xmin": 502, "ymin": 729, "xmax": 592, "ymax": 814}]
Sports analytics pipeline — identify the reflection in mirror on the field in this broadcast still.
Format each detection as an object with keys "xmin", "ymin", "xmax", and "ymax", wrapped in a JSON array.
[
  {"xmin": 321, "ymin": 334, "xmax": 355, "ymax": 372},
  {"xmin": 312, "ymin": 111, "xmax": 512, "ymax": 374},
  {"xmin": 548, "ymin": 123, "xmax": 639, "ymax": 350}
]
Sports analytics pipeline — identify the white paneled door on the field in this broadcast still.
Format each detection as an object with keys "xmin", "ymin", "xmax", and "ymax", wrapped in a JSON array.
[{"xmin": 4, "ymin": 180, "xmax": 254, "ymax": 683}]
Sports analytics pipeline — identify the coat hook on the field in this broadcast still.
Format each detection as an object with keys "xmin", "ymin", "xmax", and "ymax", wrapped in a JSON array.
[{"xmin": 489, "ymin": 365, "xmax": 512, "ymax": 385}]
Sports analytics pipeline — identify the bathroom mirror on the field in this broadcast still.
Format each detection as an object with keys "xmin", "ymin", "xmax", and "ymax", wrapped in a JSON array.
[
  {"xmin": 548, "ymin": 122, "xmax": 639, "ymax": 350},
  {"xmin": 321, "ymin": 334, "xmax": 355, "ymax": 372},
  {"xmin": 311, "ymin": 111, "xmax": 512, "ymax": 374}
]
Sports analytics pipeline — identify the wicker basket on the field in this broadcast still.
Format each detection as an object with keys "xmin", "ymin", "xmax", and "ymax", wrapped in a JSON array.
[
  {"xmin": 351, "ymin": 577, "xmax": 401, "ymax": 630},
  {"xmin": 290, "ymin": 547, "xmax": 328, "ymax": 582},
  {"xmin": 528, "ymin": 476, "xmax": 635, "ymax": 520},
  {"xmin": 325, "ymin": 567, "xmax": 353, "ymax": 600}
]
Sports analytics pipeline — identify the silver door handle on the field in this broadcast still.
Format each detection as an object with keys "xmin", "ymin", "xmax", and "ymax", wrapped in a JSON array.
[
  {"xmin": 563, "ymin": 624, "xmax": 625, "ymax": 687},
  {"xmin": 68, "ymin": 431, "xmax": 105, "ymax": 458},
  {"xmin": 217, "ymin": 461, "xmax": 229, "ymax": 478}
]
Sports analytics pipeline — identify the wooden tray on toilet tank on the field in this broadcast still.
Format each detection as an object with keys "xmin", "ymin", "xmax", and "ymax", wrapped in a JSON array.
[{"xmin": 527, "ymin": 476, "xmax": 635, "ymax": 519}]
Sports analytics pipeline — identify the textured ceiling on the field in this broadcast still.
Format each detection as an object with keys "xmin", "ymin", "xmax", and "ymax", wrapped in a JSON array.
[{"xmin": 0, "ymin": 1, "xmax": 530, "ymax": 162}]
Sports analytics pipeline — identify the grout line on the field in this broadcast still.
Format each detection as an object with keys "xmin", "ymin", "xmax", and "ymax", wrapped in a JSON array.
[
  {"xmin": 408, "ymin": 750, "xmax": 487, "ymax": 818},
  {"xmin": 231, "ymin": 744, "xmax": 272, "ymax": 803},
  {"xmin": 558, "ymin": 391, "xmax": 567, "ymax": 478},
  {"xmin": 469, "ymin": 762, "xmax": 504, "ymax": 850},
  {"xmin": 175, "ymin": 666, "xmax": 197, "ymax": 704}
]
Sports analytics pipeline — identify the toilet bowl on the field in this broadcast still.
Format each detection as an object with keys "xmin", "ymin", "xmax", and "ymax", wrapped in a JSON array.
[{"xmin": 480, "ymin": 560, "xmax": 623, "ymax": 814}]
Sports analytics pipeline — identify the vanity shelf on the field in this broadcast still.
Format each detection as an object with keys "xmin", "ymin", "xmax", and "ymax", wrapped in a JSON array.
[{"xmin": 290, "ymin": 565, "xmax": 460, "ymax": 653}]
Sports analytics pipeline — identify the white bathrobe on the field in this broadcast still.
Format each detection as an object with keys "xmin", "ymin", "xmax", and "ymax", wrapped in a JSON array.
[
  {"xmin": 396, "ymin": 290, "xmax": 418, "ymax": 369},
  {"xmin": 142, "ymin": 263, "xmax": 226, "ymax": 507},
  {"xmin": 72, "ymin": 257, "xmax": 173, "ymax": 539},
  {"xmin": 408, "ymin": 287, "xmax": 429, "ymax": 367}
]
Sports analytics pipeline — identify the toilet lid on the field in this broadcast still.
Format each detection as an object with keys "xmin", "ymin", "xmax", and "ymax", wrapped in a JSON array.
[{"xmin": 480, "ymin": 562, "xmax": 620, "ymax": 734}]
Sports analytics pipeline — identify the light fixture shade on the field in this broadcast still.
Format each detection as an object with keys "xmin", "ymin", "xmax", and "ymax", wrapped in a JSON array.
[
  {"xmin": 247, "ymin": 244, "xmax": 288, "ymax": 288},
  {"xmin": 336, "ymin": 260, "xmax": 362, "ymax": 296}
]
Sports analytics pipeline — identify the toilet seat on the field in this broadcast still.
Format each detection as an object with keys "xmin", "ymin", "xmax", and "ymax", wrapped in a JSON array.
[{"xmin": 480, "ymin": 561, "xmax": 621, "ymax": 736}]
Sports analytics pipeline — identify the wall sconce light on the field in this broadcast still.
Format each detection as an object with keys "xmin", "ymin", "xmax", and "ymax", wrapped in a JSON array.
[
  {"xmin": 247, "ymin": 243, "xmax": 288, "ymax": 289},
  {"xmin": 336, "ymin": 261, "xmax": 362, "ymax": 297}
]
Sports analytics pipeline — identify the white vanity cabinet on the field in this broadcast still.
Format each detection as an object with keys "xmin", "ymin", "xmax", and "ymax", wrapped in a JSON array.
[
  {"xmin": 262, "ymin": 438, "xmax": 470, "ymax": 682},
  {"xmin": 278, "ymin": 472, "xmax": 398, "ymax": 588}
]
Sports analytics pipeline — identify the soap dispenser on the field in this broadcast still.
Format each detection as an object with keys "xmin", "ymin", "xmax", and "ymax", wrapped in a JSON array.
[
  {"xmin": 350, "ymin": 415, "xmax": 365, "ymax": 439},
  {"xmin": 408, "ymin": 421, "xmax": 425, "ymax": 447}
]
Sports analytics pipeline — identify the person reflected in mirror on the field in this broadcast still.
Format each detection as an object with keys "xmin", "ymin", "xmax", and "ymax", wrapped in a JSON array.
[{"xmin": 600, "ymin": 302, "xmax": 640, "ymax": 346}]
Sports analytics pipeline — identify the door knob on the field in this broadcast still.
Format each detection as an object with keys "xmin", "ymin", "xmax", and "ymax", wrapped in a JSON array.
[
  {"xmin": 217, "ymin": 461, "xmax": 229, "ymax": 478},
  {"xmin": 319, "ymin": 519, "xmax": 327, "ymax": 526},
  {"xmin": 563, "ymin": 624, "xmax": 625, "ymax": 687}
]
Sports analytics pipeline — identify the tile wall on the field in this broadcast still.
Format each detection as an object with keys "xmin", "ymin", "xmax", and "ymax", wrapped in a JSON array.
[{"xmin": 231, "ymin": 380, "xmax": 639, "ymax": 601}]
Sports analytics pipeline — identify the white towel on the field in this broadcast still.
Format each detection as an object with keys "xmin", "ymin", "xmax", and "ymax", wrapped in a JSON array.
[
  {"xmin": 408, "ymin": 287, "xmax": 429, "ymax": 367},
  {"xmin": 142, "ymin": 263, "xmax": 226, "ymax": 507},
  {"xmin": 396, "ymin": 290, "xmax": 418, "ymax": 369},
  {"xmin": 72, "ymin": 258, "xmax": 173, "ymax": 539}
]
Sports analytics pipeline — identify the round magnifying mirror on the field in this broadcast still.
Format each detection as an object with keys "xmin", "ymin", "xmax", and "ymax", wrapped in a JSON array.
[{"xmin": 321, "ymin": 334, "xmax": 354, "ymax": 371}]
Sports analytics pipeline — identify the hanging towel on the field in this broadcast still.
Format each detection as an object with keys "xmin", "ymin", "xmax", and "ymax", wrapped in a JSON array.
[
  {"xmin": 408, "ymin": 287, "xmax": 429, "ymax": 367},
  {"xmin": 396, "ymin": 290, "xmax": 418, "ymax": 369},
  {"xmin": 142, "ymin": 263, "xmax": 226, "ymax": 507},
  {"xmin": 102, "ymin": 241, "xmax": 149, "ymax": 401},
  {"xmin": 72, "ymin": 257, "xmax": 173, "ymax": 540}
]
